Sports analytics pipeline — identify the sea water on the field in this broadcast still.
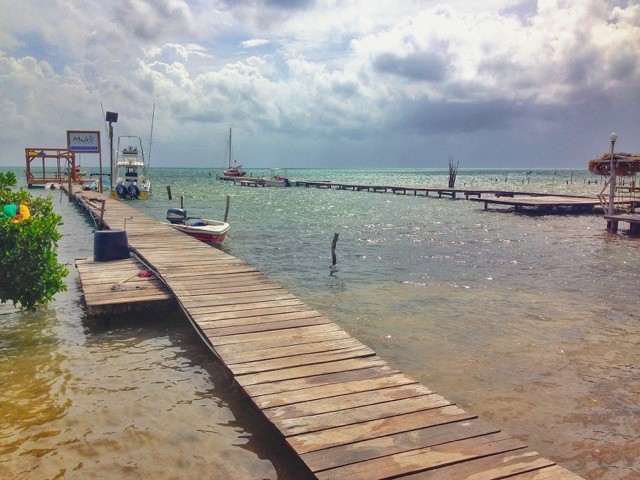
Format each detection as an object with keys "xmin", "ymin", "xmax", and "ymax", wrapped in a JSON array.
[{"xmin": 1, "ymin": 167, "xmax": 638, "ymax": 479}]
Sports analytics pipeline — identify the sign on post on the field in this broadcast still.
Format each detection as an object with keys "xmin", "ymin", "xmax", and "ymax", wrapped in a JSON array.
[
  {"xmin": 67, "ymin": 130, "xmax": 101, "ymax": 153},
  {"xmin": 67, "ymin": 130, "xmax": 103, "ymax": 193}
]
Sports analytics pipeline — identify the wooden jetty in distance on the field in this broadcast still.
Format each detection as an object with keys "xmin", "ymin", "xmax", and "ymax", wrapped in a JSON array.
[
  {"xmin": 220, "ymin": 177, "xmax": 612, "ymax": 214},
  {"xmin": 68, "ymin": 187, "xmax": 585, "ymax": 480},
  {"xmin": 293, "ymin": 180, "xmax": 605, "ymax": 213},
  {"xmin": 469, "ymin": 195, "xmax": 601, "ymax": 213}
]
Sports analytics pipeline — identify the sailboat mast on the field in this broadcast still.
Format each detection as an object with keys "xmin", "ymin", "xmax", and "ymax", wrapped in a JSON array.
[{"xmin": 228, "ymin": 127, "xmax": 232, "ymax": 168}]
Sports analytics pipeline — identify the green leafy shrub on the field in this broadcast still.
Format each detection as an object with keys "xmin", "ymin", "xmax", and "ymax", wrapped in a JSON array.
[{"xmin": 0, "ymin": 171, "xmax": 68, "ymax": 309}]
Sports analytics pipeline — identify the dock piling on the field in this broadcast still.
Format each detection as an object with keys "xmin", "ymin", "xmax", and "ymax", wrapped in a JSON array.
[
  {"xmin": 224, "ymin": 195, "xmax": 231, "ymax": 222},
  {"xmin": 331, "ymin": 233, "xmax": 339, "ymax": 266}
]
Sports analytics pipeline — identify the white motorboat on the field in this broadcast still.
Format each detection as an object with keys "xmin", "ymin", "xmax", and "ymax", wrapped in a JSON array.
[{"xmin": 165, "ymin": 208, "xmax": 230, "ymax": 247}]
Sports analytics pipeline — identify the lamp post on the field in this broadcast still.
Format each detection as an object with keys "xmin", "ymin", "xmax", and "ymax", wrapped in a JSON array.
[
  {"xmin": 105, "ymin": 111, "xmax": 118, "ymax": 194},
  {"xmin": 608, "ymin": 133, "xmax": 618, "ymax": 217}
]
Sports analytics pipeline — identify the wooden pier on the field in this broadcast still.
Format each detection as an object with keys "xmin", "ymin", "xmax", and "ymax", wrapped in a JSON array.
[
  {"xmin": 293, "ymin": 180, "xmax": 606, "ymax": 212},
  {"xmin": 604, "ymin": 213, "xmax": 640, "ymax": 235},
  {"xmin": 71, "ymin": 189, "xmax": 584, "ymax": 479},
  {"xmin": 75, "ymin": 257, "xmax": 174, "ymax": 315},
  {"xmin": 469, "ymin": 195, "xmax": 600, "ymax": 212}
]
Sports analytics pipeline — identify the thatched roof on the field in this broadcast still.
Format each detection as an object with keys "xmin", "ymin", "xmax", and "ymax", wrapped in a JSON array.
[{"xmin": 588, "ymin": 152, "xmax": 640, "ymax": 176}]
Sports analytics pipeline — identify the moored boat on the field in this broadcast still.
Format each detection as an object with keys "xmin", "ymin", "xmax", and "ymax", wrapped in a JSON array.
[
  {"xmin": 112, "ymin": 136, "xmax": 151, "ymax": 200},
  {"xmin": 222, "ymin": 128, "xmax": 246, "ymax": 177},
  {"xmin": 165, "ymin": 208, "xmax": 230, "ymax": 246},
  {"xmin": 262, "ymin": 168, "xmax": 291, "ymax": 187}
]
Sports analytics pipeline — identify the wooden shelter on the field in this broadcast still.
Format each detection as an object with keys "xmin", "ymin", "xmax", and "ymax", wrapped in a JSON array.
[
  {"xmin": 589, "ymin": 152, "xmax": 640, "ymax": 214},
  {"xmin": 25, "ymin": 147, "xmax": 80, "ymax": 187},
  {"xmin": 588, "ymin": 152, "xmax": 640, "ymax": 177}
]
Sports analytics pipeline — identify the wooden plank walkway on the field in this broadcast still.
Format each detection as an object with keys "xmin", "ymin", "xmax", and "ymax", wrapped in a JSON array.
[
  {"xmin": 76, "ymin": 257, "xmax": 174, "ymax": 315},
  {"xmin": 71, "ymin": 189, "xmax": 585, "ymax": 479},
  {"xmin": 293, "ymin": 180, "xmax": 607, "ymax": 213},
  {"xmin": 469, "ymin": 195, "xmax": 600, "ymax": 212}
]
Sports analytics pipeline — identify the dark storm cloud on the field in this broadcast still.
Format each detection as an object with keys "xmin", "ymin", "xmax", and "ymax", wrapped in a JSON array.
[
  {"xmin": 396, "ymin": 98, "xmax": 552, "ymax": 134},
  {"xmin": 373, "ymin": 51, "xmax": 447, "ymax": 82}
]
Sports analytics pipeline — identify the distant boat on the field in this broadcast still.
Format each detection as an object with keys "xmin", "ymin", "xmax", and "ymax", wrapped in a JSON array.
[
  {"xmin": 222, "ymin": 128, "xmax": 246, "ymax": 177},
  {"xmin": 262, "ymin": 168, "xmax": 291, "ymax": 187},
  {"xmin": 112, "ymin": 136, "xmax": 151, "ymax": 200},
  {"xmin": 165, "ymin": 208, "xmax": 230, "ymax": 247}
]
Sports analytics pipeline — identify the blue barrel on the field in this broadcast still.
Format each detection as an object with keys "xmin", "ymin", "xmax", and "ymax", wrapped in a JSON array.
[{"xmin": 93, "ymin": 230, "xmax": 129, "ymax": 261}]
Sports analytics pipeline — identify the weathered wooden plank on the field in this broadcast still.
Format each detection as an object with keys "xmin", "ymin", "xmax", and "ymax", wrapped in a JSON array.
[
  {"xmin": 242, "ymin": 365, "xmax": 400, "ymax": 397},
  {"xmin": 302, "ymin": 417, "xmax": 502, "ymax": 473},
  {"xmin": 399, "ymin": 449, "xmax": 556, "ymax": 479},
  {"xmin": 171, "ymin": 281, "xmax": 282, "ymax": 296},
  {"xmin": 191, "ymin": 302, "xmax": 321, "ymax": 324},
  {"xmin": 194, "ymin": 309, "xmax": 321, "ymax": 329},
  {"xmin": 313, "ymin": 433, "xmax": 525, "ymax": 480},
  {"xmin": 84, "ymin": 289, "xmax": 171, "ymax": 303},
  {"xmin": 178, "ymin": 289, "xmax": 293, "ymax": 305},
  {"xmin": 222, "ymin": 337, "xmax": 363, "ymax": 364},
  {"xmin": 200, "ymin": 315, "xmax": 333, "ymax": 337},
  {"xmin": 236, "ymin": 356, "xmax": 389, "ymax": 386},
  {"xmin": 187, "ymin": 298, "xmax": 307, "ymax": 316},
  {"xmin": 248, "ymin": 372, "xmax": 420, "ymax": 409},
  {"xmin": 505, "ymin": 464, "xmax": 586, "ymax": 480},
  {"xmin": 274, "ymin": 393, "xmax": 451, "ymax": 436},
  {"xmin": 290, "ymin": 405, "xmax": 476, "ymax": 454},
  {"xmin": 161, "ymin": 265, "xmax": 259, "ymax": 278},
  {"xmin": 206, "ymin": 323, "xmax": 345, "ymax": 346},
  {"xmin": 227, "ymin": 344, "xmax": 375, "ymax": 375},
  {"xmin": 209, "ymin": 324, "xmax": 349, "ymax": 355}
]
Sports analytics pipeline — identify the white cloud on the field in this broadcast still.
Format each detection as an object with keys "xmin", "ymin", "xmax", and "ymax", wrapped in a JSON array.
[
  {"xmin": 241, "ymin": 39, "xmax": 270, "ymax": 48},
  {"xmin": 0, "ymin": 0, "xmax": 639, "ymax": 168}
]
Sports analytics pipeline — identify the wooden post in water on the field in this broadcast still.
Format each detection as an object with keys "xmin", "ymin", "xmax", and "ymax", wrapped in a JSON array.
[
  {"xmin": 224, "ymin": 195, "xmax": 231, "ymax": 222},
  {"xmin": 166, "ymin": 185, "xmax": 172, "ymax": 200},
  {"xmin": 331, "ymin": 233, "xmax": 339, "ymax": 266},
  {"xmin": 180, "ymin": 196, "xmax": 184, "ymax": 209}
]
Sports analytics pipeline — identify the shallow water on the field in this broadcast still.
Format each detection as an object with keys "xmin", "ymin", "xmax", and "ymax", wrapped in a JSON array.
[{"xmin": 1, "ymin": 168, "xmax": 639, "ymax": 479}]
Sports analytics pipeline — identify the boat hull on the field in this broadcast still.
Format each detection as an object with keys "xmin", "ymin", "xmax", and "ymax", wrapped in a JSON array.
[
  {"xmin": 223, "ymin": 169, "xmax": 245, "ymax": 177},
  {"xmin": 262, "ymin": 179, "xmax": 287, "ymax": 187},
  {"xmin": 168, "ymin": 221, "xmax": 230, "ymax": 247}
]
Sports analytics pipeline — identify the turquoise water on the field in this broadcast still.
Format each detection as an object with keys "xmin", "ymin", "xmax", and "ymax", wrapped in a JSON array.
[{"xmin": 1, "ymin": 167, "xmax": 639, "ymax": 479}]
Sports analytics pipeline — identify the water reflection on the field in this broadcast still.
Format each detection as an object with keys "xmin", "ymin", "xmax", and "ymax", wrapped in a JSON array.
[{"xmin": 0, "ymin": 307, "xmax": 68, "ymax": 460}]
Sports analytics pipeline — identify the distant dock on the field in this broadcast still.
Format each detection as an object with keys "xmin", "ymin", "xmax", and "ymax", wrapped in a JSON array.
[
  {"xmin": 293, "ymin": 180, "xmax": 607, "ymax": 213},
  {"xmin": 67, "ymin": 187, "xmax": 585, "ymax": 479}
]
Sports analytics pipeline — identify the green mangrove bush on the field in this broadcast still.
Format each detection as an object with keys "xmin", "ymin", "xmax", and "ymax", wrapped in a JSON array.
[{"xmin": 0, "ymin": 171, "xmax": 68, "ymax": 309}]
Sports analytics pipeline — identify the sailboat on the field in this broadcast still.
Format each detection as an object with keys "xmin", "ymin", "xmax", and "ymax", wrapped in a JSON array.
[{"xmin": 222, "ymin": 128, "xmax": 246, "ymax": 177}]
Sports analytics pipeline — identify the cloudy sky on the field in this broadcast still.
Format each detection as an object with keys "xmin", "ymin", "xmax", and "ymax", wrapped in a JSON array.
[{"xmin": 1, "ymin": 0, "xmax": 639, "ymax": 170}]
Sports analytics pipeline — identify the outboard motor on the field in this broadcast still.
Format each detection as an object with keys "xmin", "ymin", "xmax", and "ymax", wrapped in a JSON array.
[
  {"xmin": 128, "ymin": 182, "xmax": 140, "ymax": 200},
  {"xmin": 166, "ymin": 208, "xmax": 188, "ymax": 224},
  {"xmin": 115, "ymin": 183, "xmax": 127, "ymax": 199}
]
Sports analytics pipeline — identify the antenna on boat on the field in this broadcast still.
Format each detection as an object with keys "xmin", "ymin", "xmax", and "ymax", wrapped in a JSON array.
[
  {"xmin": 100, "ymin": 103, "xmax": 108, "ymax": 136},
  {"xmin": 148, "ymin": 104, "xmax": 156, "ymax": 173}
]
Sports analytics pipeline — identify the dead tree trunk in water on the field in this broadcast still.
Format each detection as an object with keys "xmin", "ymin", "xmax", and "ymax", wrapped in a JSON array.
[{"xmin": 448, "ymin": 156, "xmax": 459, "ymax": 188}]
